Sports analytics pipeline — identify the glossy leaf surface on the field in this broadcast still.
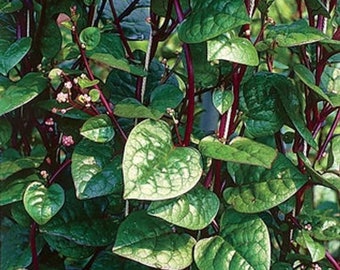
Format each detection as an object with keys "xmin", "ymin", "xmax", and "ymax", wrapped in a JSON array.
[
  {"xmin": 80, "ymin": 114, "xmax": 115, "ymax": 143},
  {"xmin": 224, "ymin": 154, "xmax": 307, "ymax": 213},
  {"xmin": 79, "ymin": 27, "xmax": 101, "ymax": 50},
  {"xmin": 148, "ymin": 185, "xmax": 219, "ymax": 230},
  {"xmin": 212, "ymin": 89, "xmax": 234, "ymax": 115},
  {"xmin": 123, "ymin": 119, "xmax": 202, "ymax": 200},
  {"xmin": 113, "ymin": 211, "xmax": 196, "ymax": 270}
]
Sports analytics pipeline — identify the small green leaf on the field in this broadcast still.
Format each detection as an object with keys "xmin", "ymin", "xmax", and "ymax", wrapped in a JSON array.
[
  {"xmin": 212, "ymin": 89, "xmax": 234, "ymax": 115},
  {"xmin": 89, "ymin": 53, "xmax": 147, "ymax": 76},
  {"xmin": 148, "ymin": 185, "xmax": 220, "ymax": 230},
  {"xmin": 0, "ymin": 72, "xmax": 48, "ymax": 116},
  {"xmin": 0, "ymin": 0, "xmax": 23, "ymax": 13},
  {"xmin": 266, "ymin": 19, "xmax": 328, "ymax": 47},
  {"xmin": 23, "ymin": 182, "xmax": 65, "ymax": 225},
  {"xmin": 294, "ymin": 64, "xmax": 333, "ymax": 104},
  {"xmin": 207, "ymin": 36, "xmax": 259, "ymax": 66},
  {"xmin": 0, "ymin": 118, "xmax": 11, "ymax": 147},
  {"xmin": 123, "ymin": 119, "xmax": 203, "ymax": 201},
  {"xmin": 112, "ymin": 211, "xmax": 196, "ymax": 270},
  {"xmin": 89, "ymin": 88, "xmax": 100, "ymax": 102},
  {"xmin": 224, "ymin": 154, "xmax": 308, "ymax": 213},
  {"xmin": 79, "ymin": 27, "xmax": 101, "ymax": 50},
  {"xmin": 296, "ymin": 230, "xmax": 326, "ymax": 262},
  {"xmin": 80, "ymin": 114, "xmax": 115, "ymax": 143},
  {"xmin": 178, "ymin": 0, "xmax": 249, "ymax": 43},
  {"xmin": 194, "ymin": 210, "xmax": 270, "ymax": 270},
  {"xmin": 0, "ymin": 37, "xmax": 31, "ymax": 75},
  {"xmin": 71, "ymin": 139, "xmax": 123, "ymax": 199},
  {"xmin": 77, "ymin": 76, "xmax": 99, "ymax": 89},
  {"xmin": 114, "ymin": 98, "xmax": 157, "ymax": 119},
  {"xmin": 199, "ymin": 136, "xmax": 277, "ymax": 169}
]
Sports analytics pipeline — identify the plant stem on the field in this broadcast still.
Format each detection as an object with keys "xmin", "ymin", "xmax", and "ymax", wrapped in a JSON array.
[
  {"xmin": 173, "ymin": 0, "xmax": 195, "ymax": 146},
  {"xmin": 47, "ymin": 159, "xmax": 72, "ymax": 187},
  {"xmin": 30, "ymin": 222, "xmax": 39, "ymax": 270}
]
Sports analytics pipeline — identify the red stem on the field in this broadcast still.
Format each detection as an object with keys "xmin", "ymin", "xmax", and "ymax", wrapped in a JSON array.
[
  {"xmin": 47, "ymin": 159, "xmax": 72, "ymax": 187},
  {"xmin": 30, "ymin": 222, "xmax": 39, "ymax": 270}
]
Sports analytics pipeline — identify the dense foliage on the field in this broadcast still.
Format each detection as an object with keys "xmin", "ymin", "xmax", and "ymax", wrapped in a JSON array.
[{"xmin": 0, "ymin": 0, "xmax": 339, "ymax": 269}]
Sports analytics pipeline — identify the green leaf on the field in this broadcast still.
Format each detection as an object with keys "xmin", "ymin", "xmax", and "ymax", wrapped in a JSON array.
[
  {"xmin": 77, "ymin": 76, "xmax": 99, "ymax": 89},
  {"xmin": 0, "ymin": 72, "xmax": 48, "ymax": 116},
  {"xmin": 296, "ymin": 230, "xmax": 326, "ymax": 262},
  {"xmin": 79, "ymin": 27, "xmax": 101, "ymax": 50},
  {"xmin": 114, "ymin": 98, "xmax": 157, "ymax": 119},
  {"xmin": 112, "ymin": 211, "xmax": 196, "ymax": 270},
  {"xmin": 294, "ymin": 64, "xmax": 333, "ymax": 104},
  {"xmin": 0, "ymin": 37, "xmax": 31, "ymax": 75},
  {"xmin": 199, "ymin": 136, "xmax": 277, "ymax": 169},
  {"xmin": 239, "ymin": 72, "xmax": 284, "ymax": 137},
  {"xmin": 208, "ymin": 36, "xmax": 259, "ymax": 66},
  {"xmin": 71, "ymin": 139, "xmax": 123, "ymax": 199},
  {"xmin": 305, "ymin": 0, "xmax": 330, "ymax": 17},
  {"xmin": 266, "ymin": 19, "xmax": 328, "ymax": 47},
  {"xmin": 0, "ymin": 0, "xmax": 23, "ymax": 13},
  {"xmin": 224, "ymin": 154, "xmax": 308, "ymax": 213},
  {"xmin": 89, "ymin": 53, "xmax": 147, "ymax": 76},
  {"xmin": 194, "ymin": 210, "xmax": 270, "ymax": 270},
  {"xmin": 123, "ymin": 119, "xmax": 203, "ymax": 200},
  {"xmin": 89, "ymin": 88, "xmax": 100, "ymax": 102},
  {"xmin": 148, "ymin": 185, "xmax": 220, "ymax": 230},
  {"xmin": 212, "ymin": 89, "xmax": 234, "ymax": 115},
  {"xmin": 0, "ymin": 155, "xmax": 45, "ymax": 181},
  {"xmin": 178, "ymin": 0, "xmax": 249, "ymax": 43},
  {"xmin": 275, "ymin": 76, "xmax": 318, "ymax": 149},
  {"xmin": 0, "ymin": 118, "xmax": 11, "ymax": 147},
  {"xmin": 80, "ymin": 114, "xmax": 115, "ymax": 143},
  {"xmin": 23, "ymin": 182, "xmax": 65, "ymax": 225}
]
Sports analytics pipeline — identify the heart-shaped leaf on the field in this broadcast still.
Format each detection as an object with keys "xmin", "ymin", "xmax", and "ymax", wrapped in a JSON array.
[
  {"xmin": 208, "ymin": 36, "xmax": 259, "ymax": 66},
  {"xmin": 112, "ymin": 211, "xmax": 196, "ymax": 270},
  {"xmin": 0, "ymin": 37, "xmax": 31, "ymax": 75},
  {"xmin": 199, "ymin": 136, "xmax": 277, "ymax": 169},
  {"xmin": 23, "ymin": 182, "xmax": 65, "ymax": 225},
  {"xmin": 123, "ymin": 119, "xmax": 203, "ymax": 200},
  {"xmin": 147, "ymin": 185, "xmax": 220, "ymax": 230},
  {"xmin": 79, "ymin": 27, "xmax": 101, "ymax": 50},
  {"xmin": 71, "ymin": 138, "xmax": 123, "ymax": 199},
  {"xmin": 224, "ymin": 154, "xmax": 307, "ymax": 213},
  {"xmin": 194, "ymin": 210, "xmax": 270, "ymax": 270},
  {"xmin": 296, "ymin": 230, "xmax": 326, "ymax": 262},
  {"xmin": 0, "ymin": 72, "xmax": 47, "ymax": 116},
  {"xmin": 212, "ymin": 89, "xmax": 234, "ymax": 115},
  {"xmin": 80, "ymin": 114, "xmax": 115, "ymax": 143},
  {"xmin": 178, "ymin": 0, "xmax": 249, "ymax": 43}
]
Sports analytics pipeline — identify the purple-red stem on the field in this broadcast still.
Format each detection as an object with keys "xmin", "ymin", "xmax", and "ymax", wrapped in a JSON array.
[
  {"xmin": 47, "ymin": 159, "xmax": 72, "ymax": 187},
  {"xmin": 30, "ymin": 222, "xmax": 39, "ymax": 270},
  {"xmin": 173, "ymin": 0, "xmax": 195, "ymax": 146}
]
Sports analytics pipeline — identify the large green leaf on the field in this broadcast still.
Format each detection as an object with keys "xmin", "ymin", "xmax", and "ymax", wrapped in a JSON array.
[
  {"xmin": 0, "ymin": 72, "xmax": 48, "ymax": 116},
  {"xmin": 23, "ymin": 182, "xmax": 65, "ymax": 225},
  {"xmin": 89, "ymin": 53, "xmax": 147, "ymax": 76},
  {"xmin": 112, "ymin": 211, "xmax": 196, "ymax": 270},
  {"xmin": 194, "ymin": 210, "xmax": 270, "ymax": 270},
  {"xmin": 224, "ymin": 154, "xmax": 308, "ymax": 213},
  {"xmin": 208, "ymin": 36, "xmax": 259, "ymax": 66},
  {"xmin": 123, "ymin": 119, "xmax": 203, "ymax": 200},
  {"xmin": 199, "ymin": 136, "xmax": 277, "ymax": 169},
  {"xmin": 0, "ymin": 37, "xmax": 31, "ymax": 75},
  {"xmin": 71, "ymin": 138, "xmax": 123, "ymax": 199},
  {"xmin": 294, "ymin": 64, "xmax": 332, "ymax": 104},
  {"xmin": 239, "ymin": 72, "xmax": 284, "ymax": 137},
  {"xmin": 178, "ymin": 0, "xmax": 249, "ymax": 43},
  {"xmin": 80, "ymin": 114, "xmax": 115, "ymax": 143},
  {"xmin": 148, "ymin": 185, "xmax": 220, "ymax": 230},
  {"xmin": 266, "ymin": 19, "xmax": 328, "ymax": 47},
  {"xmin": 114, "ymin": 98, "xmax": 157, "ymax": 119}
]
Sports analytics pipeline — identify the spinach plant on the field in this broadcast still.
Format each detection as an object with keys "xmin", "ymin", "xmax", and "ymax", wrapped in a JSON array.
[{"xmin": 0, "ymin": 0, "xmax": 339, "ymax": 269}]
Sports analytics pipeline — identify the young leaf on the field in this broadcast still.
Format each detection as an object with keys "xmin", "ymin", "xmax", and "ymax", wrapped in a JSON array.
[
  {"xmin": 294, "ymin": 64, "xmax": 333, "ymax": 104},
  {"xmin": 23, "ymin": 182, "xmax": 65, "ymax": 225},
  {"xmin": 71, "ymin": 139, "xmax": 123, "ymax": 199},
  {"xmin": 112, "ymin": 211, "xmax": 196, "ymax": 270},
  {"xmin": 178, "ymin": 0, "xmax": 249, "ymax": 43},
  {"xmin": 123, "ymin": 119, "xmax": 203, "ymax": 201},
  {"xmin": 79, "ymin": 27, "xmax": 101, "ymax": 50},
  {"xmin": 0, "ymin": 72, "xmax": 48, "ymax": 116},
  {"xmin": 80, "ymin": 114, "xmax": 115, "ymax": 143},
  {"xmin": 199, "ymin": 136, "xmax": 277, "ymax": 169},
  {"xmin": 266, "ymin": 19, "xmax": 328, "ymax": 47},
  {"xmin": 208, "ymin": 36, "xmax": 259, "ymax": 66},
  {"xmin": 224, "ymin": 154, "xmax": 308, "ymax": 213},
  {"xmin": 147, "ymin": 185, "xmax": 220, "ymax": 230},
  {"xmin": 296, "ymin": 230, "xmax": 326, "ymax": 262},
  {"xmin": 212, "ymin": 89, "xmax": 234, "ymax": 115},
  {"xmin": 194, "ymin": 210, "xmax": 270, "ymax": 270},
  {"xmin": 0, "ymin": 37, "xmax": 32, "ymax": 75}
]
